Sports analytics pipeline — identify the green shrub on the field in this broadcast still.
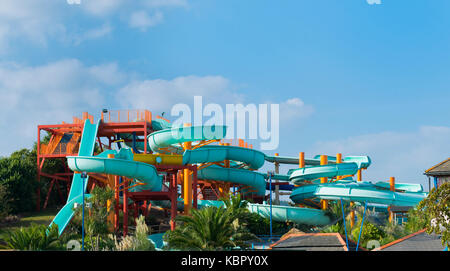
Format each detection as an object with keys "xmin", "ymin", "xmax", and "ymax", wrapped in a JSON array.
[
  {"xmin": 351, "ymin": 221, "xmax": 385, "ymax": 249},
  {"xmin": 113, "ymin": 215, "xmax": 155, "ymax": 251},
  {"xmin": 164, "ymin": 206, "xmax": 258, "ymax": 250},
  {"xmin": 5, "ymin": 223, "xmax": 61, "ymax": 250}
]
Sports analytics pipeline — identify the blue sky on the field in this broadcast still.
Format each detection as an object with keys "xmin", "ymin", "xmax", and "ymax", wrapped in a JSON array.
[{"xmin": 0, "ymin": 0, "xmax": 449, "ymax": 189}]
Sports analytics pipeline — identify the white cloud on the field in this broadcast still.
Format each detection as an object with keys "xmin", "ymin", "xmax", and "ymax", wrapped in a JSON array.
[
  {"xmin": 280, "ymin": 97, "xmax": 314, "ymax": 121},
  {"xmin": 81, "ymin": 0, "xmax": 125, "ymax": 16},
  {"xmin": 116, "ymin": 75, "xmax": 243, "ymax": 113},
  {"xmin": 308, "ymin": 126, "xmax": 450, "ymax": 186},
  {"xmin": 0, "ymin": 59, "xmax": 248, "ymax": 155},
  {"xmin": 0, "ymin": 0, "xmax": 189, "ymax": 52},
  {"xmin": 129, "ymin": 11, "xmax": 164, "ymax": 31},
  {"xmin": 0, "ymin": 59, "xmax": 126, "ymax": 155},
  {"xmin": 81, "ymin": 0, "xmax": 187, "ymax": 16},
  {"xmin": 0, "ymin": 0, "xmax": 65, "ymax": 51},
  {"xmin": 71, "ymin": 23, "xmax": 113, "ymax": 45}
]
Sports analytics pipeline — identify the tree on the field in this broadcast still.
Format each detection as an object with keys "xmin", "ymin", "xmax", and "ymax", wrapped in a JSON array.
[
  {"xmin": 164, "ymin": 206, "xmax": 257, "ymax": 250},
  {"xmin": 0, "ymin": 183, "xmax": 11, "ymax": 220},
  {"xmin": 417, "ymin": 182, "xmax": 449, "ymax": 248},
  {"xmin": 0, "ymin": 149, "xmax": 38, "ymax": 213}
]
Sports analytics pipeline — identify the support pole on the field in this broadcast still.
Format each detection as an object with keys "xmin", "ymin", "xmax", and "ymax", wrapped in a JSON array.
[
  {"xmin": 192, "ymin": 166, "xmax": 198, "ymax": 209},
  {"xmin": 389, "ymin": 177, "xmax": 395, "ymax": 223},
  {"xmin": 183, "ymin": 123, "xmax": 192, "ymax": 214},
  {"xmin": 340, "ymin": 199, "xmax": 349, "ymax": 251},
  {"xmin": 36, "ymin": 127, "xmax": 41, "ymax": 211},
  {"xmin": 320, "ymin": 155, "xmax": 328, "ymax": 210},
  {"xmin": 114, "ymin": 175, "xmax": 120, "ymax": 232},
  {"xmin": 299, "ymin": 152, "xmax": 305, "ymax": 168},
  {"xmin": 170, "ymin": 174, "xmax": 177, "ymax": 231},
  {"xmin": 81, "ymin": 171, "xmax": 87, "ymax": 251},
  {"xmin": 356, "ymin": 201, "xmax": 368, "ymax": 251},
  {"xmin": 274, "ymin": 153, "xmax": 280, "ymax": 205},
  {"xmin": 268, "ymin": 171, "xmax": 273, "ymax": 240},
  {"xmin": 123, "ymin": 177, "xmax": 128, "ymax": 236},
  {"xmin": 353, "ymin": 159, "xmax": 362, "ymax": 227},
  {"xmin": 350, "ymin": 202, "xmax": 355, "ymax": 228}
]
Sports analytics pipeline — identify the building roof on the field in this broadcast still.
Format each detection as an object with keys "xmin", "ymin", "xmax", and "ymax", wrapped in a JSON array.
[
  {"xmin": 374, "ymin": 229, "xmax": 445, "ymax": 251},
  {"xmin": 425, "ymin": 158, "xmax": 450, "ymax": 176},
  {"xmin": 270, "ymin": 233, "xmax": 350, "ymax": 251}
]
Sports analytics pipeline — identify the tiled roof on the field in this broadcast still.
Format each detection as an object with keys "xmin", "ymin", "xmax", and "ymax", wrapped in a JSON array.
[
  {"xmin": 374, "ymin": 229, "xmax": 445, "ymax": 251},
  {"xmin": 270, "ymin": 233, "xmax": 349, "ymax": 251},
  {"xmin": 425, "ymin": 158, "xmax": 450, "ymax": 176}
]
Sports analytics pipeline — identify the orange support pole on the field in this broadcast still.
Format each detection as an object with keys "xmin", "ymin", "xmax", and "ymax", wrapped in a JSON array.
[
  {"xmin": 389, "ymin": 176, "xmax": 395, "ymax": 191},
  {"xmin": 299, "ymin": 152, "xmax": 305, "ymax": 168},
  {"xmin": 183, "ymin": 123, "xmax": 192, "ymax": 214},
  {"xmin": 320, "ymin": 155, "xmax": 328, "ymax": 210},
  {"xmin": 350, "ymin": 202, "xmax": 355, "ymax": 228},
  {"xmin": 389, "ymin": 177, "xmax": 395, "ymax": 223},
  {"xmin": 336, "ymin": 153, "xmax": 342, "ymax": 180}
]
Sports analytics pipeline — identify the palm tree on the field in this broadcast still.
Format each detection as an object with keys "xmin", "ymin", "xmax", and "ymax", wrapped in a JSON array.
[
  {"xmin": 221, "ymin": 193, "xmax": 251, "ymax": 221},
  {"xmin": 164, "ymin": 206, "xmax": 257, "ymax": 250}
]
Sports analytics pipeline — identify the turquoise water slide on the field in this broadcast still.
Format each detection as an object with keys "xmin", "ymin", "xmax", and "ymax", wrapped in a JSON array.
[
  {"xmin": 143, "ymin": 125, "xmax": 334, "ymax": 224},
  {"xmin": 197, "ymin": 166, "xmax": 266, "ymax": 196},
  {"xmin": 50, "ymin": 119, "xmax": 100, "ymax": 235},
  {"xmin": 290, "ymin": 182, "xmax": 427, "ymax": 206},
  {"xmin": 53, "ymin": 121, "xmax": 426, "ymax": 234},
  {"xmin": 289, "ymin": 163, "xmax": 360, "ymax": 185},
  {"xmin": 147, "ymin": 125, "xmax": 268, "ymax": 196},
  {"xmin": 67, "ymin": 148, "xmax": 162, "ymax": 192}
]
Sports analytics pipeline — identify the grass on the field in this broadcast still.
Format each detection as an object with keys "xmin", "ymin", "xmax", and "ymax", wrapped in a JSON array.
[{"xmin": 0, "ymin": 208, "xmax": 58, "ymax": 243}]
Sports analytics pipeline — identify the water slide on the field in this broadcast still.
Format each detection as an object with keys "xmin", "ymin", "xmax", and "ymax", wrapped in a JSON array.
[
  {"xmin": 142, "ymin": 125, "xmax": 334, "ymax": 224},
  {"xmin": 67, "ymin": 149, "xmax": 163, "ymax": 192},
  {"xmin": 52, "ymin": 121, "xmax": 427, "ymax": 235},
  {"xmin": 143, "ymin": 125, "xmax": 425, "ymax": 224},
  {"xmin": 290, "ymin": 182, "xmax": 427, "ymax": 207},
  {"xmin": 49, "ymin": 119, "xmax": 100, "ymax": 235}
]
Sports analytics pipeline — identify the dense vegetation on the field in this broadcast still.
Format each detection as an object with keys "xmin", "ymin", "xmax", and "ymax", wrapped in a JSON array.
[
  {"xmin": 0, "ymin": 134, "xmax": 67, "ymax": 218},
  {"xmin": 320, "ymin": 197, "xmax": 440, "ymax": 250},
  {"xmin": 164, "ymin": 195, "xmax": 259, "ymax": 250},
  {"xmin": 417, "ymin": 182, "xmax": 449, "ymax": 248}
]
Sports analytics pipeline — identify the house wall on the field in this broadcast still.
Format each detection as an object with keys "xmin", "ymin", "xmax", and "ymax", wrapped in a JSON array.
[{"xmin": 437, "ymin": 176, "xmax": 450, "ymax": 187}]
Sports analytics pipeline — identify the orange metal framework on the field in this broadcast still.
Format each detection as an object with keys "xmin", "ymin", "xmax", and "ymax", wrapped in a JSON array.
[{"xmin": 36, "ymin": 111, "xmax": 154, "ymax": 211}]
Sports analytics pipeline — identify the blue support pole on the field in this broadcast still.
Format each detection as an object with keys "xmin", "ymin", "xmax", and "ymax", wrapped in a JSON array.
[
  {"xmin": 356, "ymin": 201, "xmax": 368, "ymax": 251},
  {"xmin": 132, "ymin": 132, "xmax": 141, "ymax": 154},
  {"xmin": 340, "ymin": 199, "xmax": 349, "ymax": 251},
  {"xmin": 434, "ymin": 177, "xmax": 438, "ymax": 189},
  {"xmin": 269, "ymin": 172, "xmax": 273, "ymax": 240},
  {"xmin": 81, "ymin": 171, "xmax": 87, "ymax": 251}
]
